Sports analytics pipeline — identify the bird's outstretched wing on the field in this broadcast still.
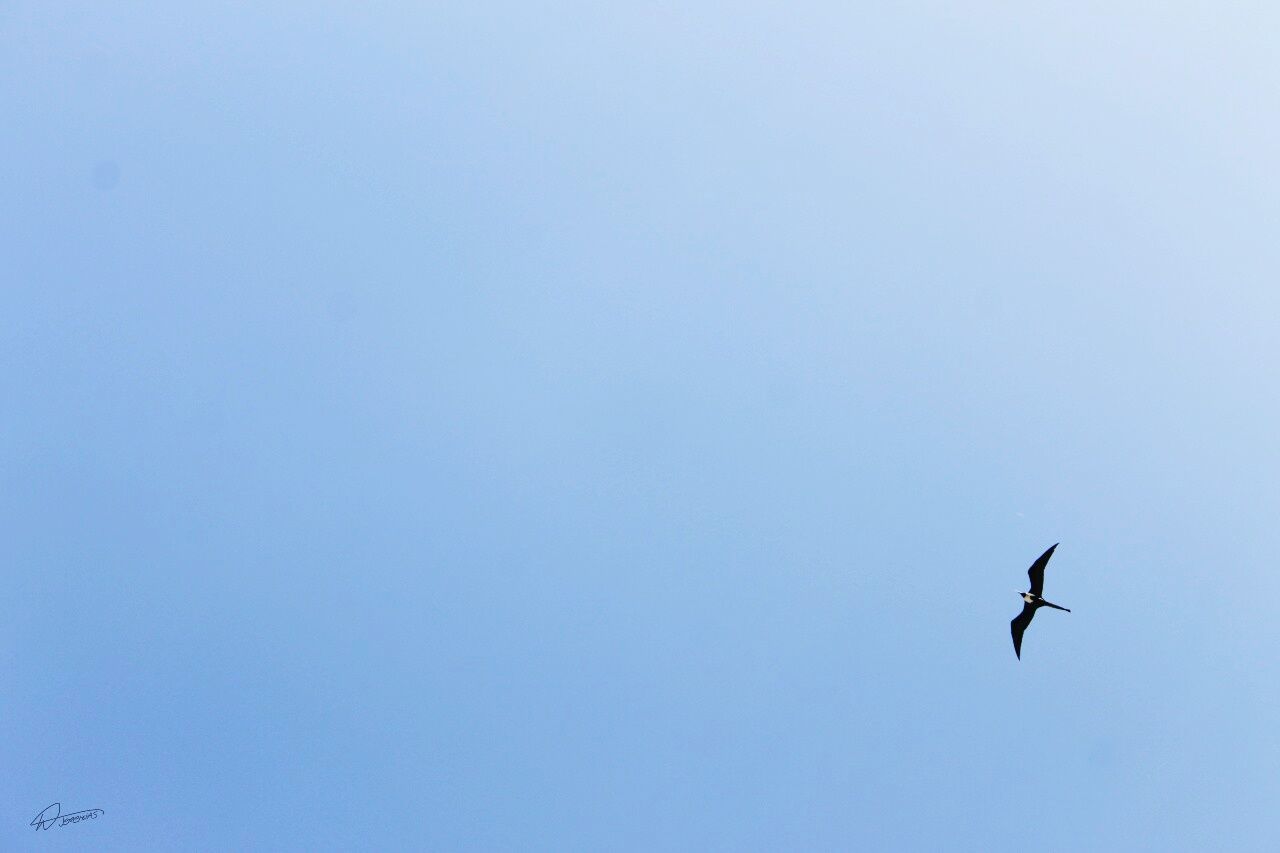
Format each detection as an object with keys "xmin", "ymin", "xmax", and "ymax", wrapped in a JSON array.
[
  {"xmin": 1026, "ymin": 543, "xmax": 1058, "ymax": 597},
  {"xmin": 1011, "ymin": 601, "xmax": 1037, "ymax": 659}
]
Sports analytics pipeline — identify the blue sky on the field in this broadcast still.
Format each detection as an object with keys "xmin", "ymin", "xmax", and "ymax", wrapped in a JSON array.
[{"xmin": 5, "ymin": 3, "xmax": 1280, "ymax": 850}]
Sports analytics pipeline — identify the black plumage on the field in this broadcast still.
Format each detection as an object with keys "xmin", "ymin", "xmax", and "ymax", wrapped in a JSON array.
[{"xmin": 1011, "ymin": 544, "xmax": 1071, "ymax": 659}]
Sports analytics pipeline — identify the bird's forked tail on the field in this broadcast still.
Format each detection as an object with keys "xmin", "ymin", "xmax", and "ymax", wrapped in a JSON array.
[{"xmin": 1041, "ymin": 600, "xmax": 1070, "ymax": 612}]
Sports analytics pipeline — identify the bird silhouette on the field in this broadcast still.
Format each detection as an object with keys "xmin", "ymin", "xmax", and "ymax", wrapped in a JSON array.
[{"xmin": 1011, "ymin": 543, "xmax": 1070, "ymax": 659}]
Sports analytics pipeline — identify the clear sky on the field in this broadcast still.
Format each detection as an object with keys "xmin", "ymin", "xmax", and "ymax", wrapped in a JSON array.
[{"xmin": 4, "ymin": 3, "xmax": 1280, "ymax": 850}]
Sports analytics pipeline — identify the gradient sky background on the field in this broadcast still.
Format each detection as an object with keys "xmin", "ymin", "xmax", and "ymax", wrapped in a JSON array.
[{"xmin": 5, "ymin": 3, "xmax": 1280, "ymax": 850}]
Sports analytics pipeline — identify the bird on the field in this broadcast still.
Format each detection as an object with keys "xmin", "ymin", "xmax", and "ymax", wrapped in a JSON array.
[{"xmin": 1010, "ymin": 543, "xmax": 1071, "ymax": 659}]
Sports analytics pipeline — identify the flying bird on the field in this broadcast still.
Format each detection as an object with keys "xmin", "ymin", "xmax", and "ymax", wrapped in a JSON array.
[{"xmin": 1010, "ymin": 543, "xmax": 1071, "ymax": 659}]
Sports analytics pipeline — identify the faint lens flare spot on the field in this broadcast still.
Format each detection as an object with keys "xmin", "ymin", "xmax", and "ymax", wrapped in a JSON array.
[
  {"xmin": 327, "ymin": 289, "xmax": 358, "ymax": 323},
  {"xmin": 92, "ymin": 160, "xmax": 120, "ymax": 190},
  {"xmin": 1089, "ymin": 738, "xmax": 1118, "ymax": 768}
]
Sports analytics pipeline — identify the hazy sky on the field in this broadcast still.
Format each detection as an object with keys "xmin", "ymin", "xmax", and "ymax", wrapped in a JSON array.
[{"xmin": 5, "ymin": 3, "xmax": 1280, "ymax": 850}]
